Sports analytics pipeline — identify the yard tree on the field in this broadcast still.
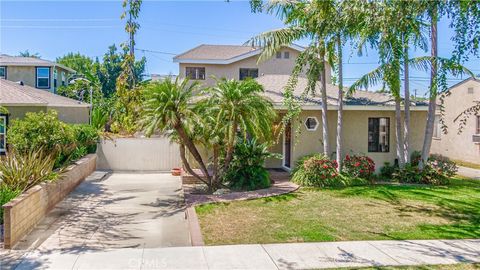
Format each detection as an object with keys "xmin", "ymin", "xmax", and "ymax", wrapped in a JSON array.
[
  {"xmin": 56, "ymin": 53, "xmax": 95, "ymax": 77},
  {"xmin": 248, "ymin": 0, "xmax": 345, "ymax": 158},
  {"xmin": 141, "ymin": 78, "xmax": 276, "ymax": 192},
  {"xmin": 419, "ymin": 0, "xmax": 480, "ymax": 168},
  {"xmin": 18, "ymin": 50, "xmax": 40, "ymax": 58}
]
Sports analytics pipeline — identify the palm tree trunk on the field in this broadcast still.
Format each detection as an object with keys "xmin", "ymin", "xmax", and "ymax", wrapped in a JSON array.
[
  {"xmin": 336, "ymin": 36, "xmax": 344, "ymax": 172},
  {"xmin": 179, "ymin": 144, "xmax": 210, "ymax": 187},
  {"xmin": 395, "ymin": 96, "xmax": 406, "ymax": 168},
  {"xmin": 403, "ymin": 45, "xmax": 411, "ymax": 163},
  {"xmin": 175, "ymin": 122, "xmax": 212, "ymax": 187},
  {"xmin": 223, "ymin": 120, "xmax": 238, "ymax": 171},
  {"xmin": 420, "ymin": 6, "xmax": 438, "ymax": 169},
  {"xmin": 320, "ymin": 42, "xmax": 330, "ymax": 156}
]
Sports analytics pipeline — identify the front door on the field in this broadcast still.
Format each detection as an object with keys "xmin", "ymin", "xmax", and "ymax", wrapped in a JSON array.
[{"xmin": 283, "ymin": 122, "xmax": 292, "ymax": 169}]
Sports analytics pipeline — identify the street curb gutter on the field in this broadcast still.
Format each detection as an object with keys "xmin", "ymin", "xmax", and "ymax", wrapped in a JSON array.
[{"xmin": 186, "ymin": 206, "xmax": 204, "ymax": 246}]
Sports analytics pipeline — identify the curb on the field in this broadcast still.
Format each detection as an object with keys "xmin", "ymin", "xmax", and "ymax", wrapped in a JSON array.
[{"xmin": 186, "ymin": 206, "xmax": 204, "ymax": 246}]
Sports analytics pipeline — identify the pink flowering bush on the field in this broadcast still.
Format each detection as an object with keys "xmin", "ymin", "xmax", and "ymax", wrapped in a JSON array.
[
  {"xmin": 342, "ymin": 154, "xmax": 375, "ymax": 179},
  {"xmin": 291, "ymin": 154, "xmax": 340, "ymax": 187}
]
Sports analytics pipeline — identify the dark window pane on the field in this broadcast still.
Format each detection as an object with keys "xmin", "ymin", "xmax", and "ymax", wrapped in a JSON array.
[
  {"xmin": 185, "ymin": 67, "xmax": 205, "ymax": 80},
  {"xmin": 0, "ymin": 67, "xmax": 5, "ymax": 78},
  {"xmin": 368, "ymin": 117, "xmax": 389, "ymax": 152},
  {"xmin": 239, "ymin": 68, "xmax": 258, "ymax": 80},
  {"xmin": 284, "ymin": 51, "xmax": 290, "ymax": 59},
  {"xmin": 276, "ymin": 52, "xmax": 282, "ymax": 59},
  {"xmin": 37, "ymin": 78, "xmax": 49, "ymax": 88}
]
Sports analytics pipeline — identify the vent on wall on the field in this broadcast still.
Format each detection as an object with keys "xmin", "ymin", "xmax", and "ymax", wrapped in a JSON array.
[{"xmin": 468, "ymin": 87, "xmax": 474, "ymax": 94}]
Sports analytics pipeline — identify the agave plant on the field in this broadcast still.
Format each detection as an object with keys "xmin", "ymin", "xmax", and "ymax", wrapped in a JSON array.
[{"xmin": 0, "ymin": 148, "xmax": 60, "ymax": 192}]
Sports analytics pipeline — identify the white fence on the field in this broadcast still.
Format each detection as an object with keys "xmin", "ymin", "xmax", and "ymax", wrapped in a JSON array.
[{"xmin": 96, "ymin": 137, "xmax": 181, "ymax": 171}]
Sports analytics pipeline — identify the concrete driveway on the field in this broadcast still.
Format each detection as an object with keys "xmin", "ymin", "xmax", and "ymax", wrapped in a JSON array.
[{"xmin": 4, "ymin": 172, "xmax": 191, "ymax": 269}]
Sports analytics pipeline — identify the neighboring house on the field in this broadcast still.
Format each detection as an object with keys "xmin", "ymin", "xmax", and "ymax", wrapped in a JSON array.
[
  {"xmin": 0, "ymin": 54, "xmax": 75, "ymax": 93},
  {"xmin": 431, "ymin": 77, "xmax": 480, "ymax": 165},
  {"xmin": 150, "ymin": 74, "xmax": 178, "ymax": 82},
  {"xmin": 174, "ymin": 44, "xmax": 429, "ymax": 171},
  {"xmin": 0, "ymin": 79, "xmax": 90, "ymax": 154}
]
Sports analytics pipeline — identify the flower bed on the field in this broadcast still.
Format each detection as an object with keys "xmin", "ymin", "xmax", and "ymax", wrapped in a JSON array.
[{"xmin": 1, "ymin": 154, "xmax": 97, "ymax": 248}]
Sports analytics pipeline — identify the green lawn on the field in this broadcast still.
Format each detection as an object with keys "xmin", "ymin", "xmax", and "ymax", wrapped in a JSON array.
[
  {"xmin": 195, "ymin": 178, "xmax": 480, "ymax": 245},
  {"xmin": 328, "ymin": 264, "xmax": 479, "ymax": 270}
]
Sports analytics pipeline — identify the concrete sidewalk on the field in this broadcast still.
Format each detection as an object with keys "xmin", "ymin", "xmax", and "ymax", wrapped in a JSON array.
[
  {"xmin": 457, "ymin": 166, "xmax": 480, "ymax": 180},
  {"xmin": 11, "ymin": 239, "xmax": 480, "ymax": 269}
]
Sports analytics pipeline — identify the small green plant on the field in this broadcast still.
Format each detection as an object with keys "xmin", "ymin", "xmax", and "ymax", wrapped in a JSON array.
[
  {"xmin": 222, "ymin": 139, "xmax": 276, "ymax": 191},
  {"xmin": 380, "ymin": 162, "xmax": 397, "ymax": 180},
  {"xmin": 292, "ymin": 154, "xmax": 340, "ymax": 187},
  {"xmin": 410, "ymin": 150, "xmax": 422, "ymax": 166},
  {"xmin": 342, "ymin": 154, "xmax": 375, "ymax": 179},
  {"xmin": 0, "ymin": 148, "xmax": 59, "ymax": 192},
  {"xmin": 0, "ymin": 186, "xmax": 20, "ymax": 224},
  {"xmin": 91, "ymin": 108, "xmax": 109, "ymax": 131},
  {"xmin": 393, "ymin": 163, "xmax": 449, "ymax": 185},
  {"xmin": 72, "ymin": 124, "xmax": 99, "ymax": 154}
]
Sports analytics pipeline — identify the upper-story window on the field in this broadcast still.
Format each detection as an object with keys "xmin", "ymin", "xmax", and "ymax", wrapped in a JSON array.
[
  {"xmin": 239, "ymin": 68, "xmax": 258, "ymax": 80},
  {"xmin": 54, "ymin": 69, "xmax": 58, "ymax": 89},
  {"xmin": 276, "ymin": 52, "xmax": 282, "ymax": 59},
  {"xmin": 61, "ymin": 72, "xmax": 66, "ymax": 86},
  {"xmin": 433, "ymin": 114, "xmax": 441, "ymax": 139},
  {"xmin": 284, "ymin": 51, "xmax": 290, "ymax": 59},
  {"xmin": 468, "ymin": 87, "xmax": 474, "ymax": 94},
  {"xmin": 0, "ymin": 66, "xmax": 6, "ymax": 79},
  {"xmin": 368, "ymin": 117, "xmax": 390, "ymax": 152},
  {"xmin": 36, "ymin": 67, "xmax": 51, "ymax": 89},
  {"xmin": 186, "ymin": 67, "xmax": 205, "ymax": 80}
]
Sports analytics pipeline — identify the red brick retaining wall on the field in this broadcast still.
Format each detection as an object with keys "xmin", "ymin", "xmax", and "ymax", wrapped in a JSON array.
[{"xmin": 2, "ymin": 154, "xmax": 97, "ymax": 248}]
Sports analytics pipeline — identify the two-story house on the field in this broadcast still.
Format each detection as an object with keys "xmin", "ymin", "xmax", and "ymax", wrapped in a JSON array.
[
  {"xmin": 0, "ymin": 54, "xmax": 75, "ymax": 93},
  {"xmin": 431, "ymin": 77, "xmax": 480, "ymax": 165},
  {"xmin": 174, "ymin": 44, "xmax": 429, "ymax": 171},
  {"xmin": 0, "ymin": 55, "xmax": 90, "ymax": 154}
]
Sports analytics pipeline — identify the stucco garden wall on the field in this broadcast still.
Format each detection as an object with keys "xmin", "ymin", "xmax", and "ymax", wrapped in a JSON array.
[
  {"xmin": 2, "ymin": 154, "xmax": 96, "ymax": 249},
  {"xmin": 96, "ymin": 137, "xmax": 181, "ymax": 171}
]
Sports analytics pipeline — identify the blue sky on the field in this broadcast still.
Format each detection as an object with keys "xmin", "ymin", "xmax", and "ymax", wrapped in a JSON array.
[{"xmin": 1, "ymin": 0, "xmax": 479, "ymax": 96}]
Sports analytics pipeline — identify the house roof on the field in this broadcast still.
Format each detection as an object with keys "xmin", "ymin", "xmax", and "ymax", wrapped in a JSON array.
[
  {"xmin": 447, "ymin": 76, "xmax": 480, "ymax": 90},
  {"xmin": 173, "ymin": 44, "xmax": 305, "ymax": 65},
  {"xmin": 0, "ymin": 79, "xmax": 89, "ymax": 107},
  {"xmin": 256, "ymin": 75, "xmax": 428, "ymax": 110},
  {"xmin": 0, "ymin": 54, "xmax": 75, "ymax": 73}
]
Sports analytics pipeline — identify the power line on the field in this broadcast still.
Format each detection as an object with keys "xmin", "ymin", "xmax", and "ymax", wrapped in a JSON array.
[{"xmin": 135, "ymin": 48, "xmax": 177, "ymax": 56}]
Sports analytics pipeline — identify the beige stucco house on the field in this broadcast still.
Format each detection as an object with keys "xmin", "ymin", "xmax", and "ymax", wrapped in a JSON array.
[
  {"xmin": 431, "ymin": 77, "xmax": 480, "ymax": 165},
  {"xmin": 174, "ymin": 44, "xmax": 429, "ymax": 171},
  {"xmin": 0, "ymin": 79, "xmax": 90, "ymax": 154},
  {"xmin": 0, "ymin": 54, "xmax": 75, "ymax": 93}
]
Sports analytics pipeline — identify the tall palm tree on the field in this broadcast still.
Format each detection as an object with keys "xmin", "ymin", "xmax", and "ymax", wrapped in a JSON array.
[
  {"xmin": 248, "ymin": 0, "xmax": 338, "ymax": 157},
  {"xmin": 141, "ymin": 78, "xmax": 212, "ymax": 187}
]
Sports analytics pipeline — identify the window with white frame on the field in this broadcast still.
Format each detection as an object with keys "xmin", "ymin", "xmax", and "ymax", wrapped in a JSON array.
[
  {"xmin": 368, "ymin": 117, "xmax": 390, "ymax": 152},
  {"xmin": 476, "ymin": 115, "xmax": 480, "ymax": 134},
  {"xmin": 239, "ymin": 68, "xmax": 258, "ymax": 80},
  {"xmin": 185, "ymin": 67, "xmax": 205, "ymax": 80},
  {"xmin": 0, "ymin": 115, "xmax": 6, "ymax": 153},
  {"xmin": 304, "ymin": 117, "xmax": 318, "ymax": 131},
  {"xmin": 36, "ymin": 67, "xmax": 50, "ymax": 89},
  {"xmin": 433, "ymin": 114, "xmax": 441, "ymax": 138},
  {"xmin": 0, "ymin": 66, "xmax": 6, "ymax": 79}
]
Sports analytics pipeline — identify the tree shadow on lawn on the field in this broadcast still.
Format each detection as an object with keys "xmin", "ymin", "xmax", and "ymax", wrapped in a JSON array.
[{"xmin": 335, "ymin": 180, "xmax": 480, "ymax": 239}]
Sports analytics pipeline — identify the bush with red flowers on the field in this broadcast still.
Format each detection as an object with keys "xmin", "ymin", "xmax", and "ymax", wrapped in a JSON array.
[
  {"xmin": 291, "ymin": 154, "xmax": 340, "ymax": 187},
  {"xmin": 342, "ymin": 154, "xmax": 375, "ymax": 179}
]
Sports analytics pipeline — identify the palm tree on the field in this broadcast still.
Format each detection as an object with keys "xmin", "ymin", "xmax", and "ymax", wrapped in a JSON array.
[
  {"xmin": 247, "ymin": 0, "xmax": 339, "ymax": 157},
  {"xmin": 141, "ymin": 77, "xmax": 276, "ymax": 192},
  {"xmin": 141, "ymin": 78, "xmax": 212, "ymax": 187},
  {"xmin": 202, "ymin": 78, "xmax": 277, "ymax": 175}
]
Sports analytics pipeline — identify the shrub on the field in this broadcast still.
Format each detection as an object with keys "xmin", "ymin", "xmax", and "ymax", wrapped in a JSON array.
[
  {"xmin": 222, "ymin": 139, "xmax": 275, "ymax": 191},
  {"xmin": 342, "ymin": 154, "xmax": 375, "ymax": 179},
  {"xmin": 428, "ymin": 154, "xmax": 458, "ymax": 178},
  {"xmin": 0, "ymin": 186, "xmax": 20, "ymax": 224},
  {"xmin": 393, "ymin": 163, "xmax": 449, "ymax": 185},
  {"xmin": 410, "ymin": 151, "xmax": 422, "ymax": 166},
  {"xmin": 380, "ymin": 162, "xmax": 397, "ymax": 180},
  {"xmin": 72, "ymin": 124, "xmax": 99, "ymax": 154},
  {"xmin": 292, "ymin": 154, "xmax": 340, "ymax": 187},
  {"xmin": 8, "ymin": 110, "xmax": 76, "ymax": 167},
  {"xmin": 0, "ymin": 148, "xmax": 59, "ymax": 192}
]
